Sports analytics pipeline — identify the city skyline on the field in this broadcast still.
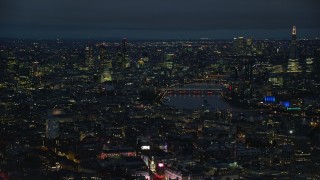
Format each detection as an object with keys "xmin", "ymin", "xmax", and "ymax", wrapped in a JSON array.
[
  {"xmin": 1, "ymin": 1, "xmax": 320, "ymax": 179},
  {"xmin": 1, "ymin": 23, "xmax": 320, "ymax": 179},
  {"xmin": 1, "ymin": 0, "xmax": 320, "ymax": 39}
]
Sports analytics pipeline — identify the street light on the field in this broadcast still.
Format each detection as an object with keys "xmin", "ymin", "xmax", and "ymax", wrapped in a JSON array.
[{"xmin": 286, "ymin": 130, "xmax": 294, "ymax": 145}]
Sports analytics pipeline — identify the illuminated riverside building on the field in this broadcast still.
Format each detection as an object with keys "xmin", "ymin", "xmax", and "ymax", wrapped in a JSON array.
[{"xmin": 99, "ymin": 148, "xmax": 136, "ymax": 159}]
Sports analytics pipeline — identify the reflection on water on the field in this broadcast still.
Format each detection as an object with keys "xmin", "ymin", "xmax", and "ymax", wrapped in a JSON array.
[
  {"xmin": 163, "ymin": 83, "xmax": 241, "ymax": 110},
  {"xmin": 163, "ymin": 94, "xmax": 238, "ymax": 110}
]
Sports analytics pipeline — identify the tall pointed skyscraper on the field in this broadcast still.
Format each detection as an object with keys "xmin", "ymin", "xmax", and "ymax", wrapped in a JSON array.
[
  {"xmin": 287, "ymin": 26, "xmax": 301, "ymax": 73},
  {"xmin": 289, "ymin": 26, "xmax": 297, "ymax": 59},
  {"xmin": 121, "ymin": 38, "xmax": 131, "ymax": 68}
]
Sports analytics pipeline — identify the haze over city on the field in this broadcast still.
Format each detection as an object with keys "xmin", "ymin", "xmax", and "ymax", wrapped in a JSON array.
[{"xmin": 1, "ymin": 0, "xmax": 320, "ymax": 39}]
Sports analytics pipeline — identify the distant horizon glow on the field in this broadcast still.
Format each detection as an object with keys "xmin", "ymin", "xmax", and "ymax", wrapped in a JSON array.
[
  {"xmin": 1, "ymin": 0, "xmax": 319, "ymax": 39},
  {"xmin": 0, "ymin": 28, "xmax": 319, "ymax": 40}
]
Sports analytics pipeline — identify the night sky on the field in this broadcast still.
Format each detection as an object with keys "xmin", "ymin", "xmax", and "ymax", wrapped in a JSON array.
[{"xmin": 1, "ymin": 0, "xmax": 320, "ymax": 39}]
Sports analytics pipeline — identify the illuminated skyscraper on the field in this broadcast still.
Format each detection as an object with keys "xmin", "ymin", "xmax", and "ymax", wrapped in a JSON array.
[
  {"xmin": 30, "ymin": 61, "xmax": 41, "ymax": 88},
  {"xmin": 6, "ymin": 48, "xmax": 17, "ymax": 74},
  {"xmin": 233, "ymin": 37, "xmax": 246, "ymax": 55},
  {"xmin": 4, "ymin": 48, "xmax": 18, "ymax": 83},
  {"xmin": 243, "ymin": 59, "xmax": 254, "ymax": 81},
  {"xmin": 30, "ymin": 61, "xmax": 39, "ymax": 77},
  {"xmin": 315, "ymin": 49, "xmax": 320, "ymax": 78},
  {"xmin": 98, "ymin": 43, "xmax": 107, "ymax": 70},
  {"xmin": 121, "ymin": 38, "xmax": 131, "ymax": 68},
  {"xmin": 287, "ymin": 26, "xmax": 301, "ymax": 73},
  {"xmin": 305, "ymin": 58, "xmax": 314, "ymax": 73},
  {"xmin": 114, "ymin": 38, "xmax": 129, "ymax": 70},
  {"xmin": 289, "ymin": 26, "xmax": 298, "ymax": 59},
  {"xmin": 85, "ymin": 44, "xmax": 94, "ymax": 68},
  {"xmin": 121, "ymin": 38, "xmax": 128, "ymax": 56},
  {"xmin": 98, "ymin": 44, "xmax": 107, "ymax": 60}
]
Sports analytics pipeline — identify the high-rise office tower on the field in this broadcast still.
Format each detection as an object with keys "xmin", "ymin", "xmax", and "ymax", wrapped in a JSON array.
[
  {"xmin": 121, "ymin": 38, "xmax": 128, "ymax": 56},
  {"xmin": 85, "ymin": 44, "xmax": 94, "ymax": 68},
  {"xmin": 6, "ymin": 48, "xmax": 17, "ymax": 74},
  {"xmin": 4, "ymin": 48, "xmax": 18, "ymax": 83},
  {"xmin": 289, "ymin": 26, "xmax": 298, "ymax": 59},
  {"xmin": 246, "ymin": 37, "xmax": 253, "ymax": 55},
  {"xmin": 98, "ymin": 44, "xmax": 107, "ymax": 60},
  {"xmin": 69, "ymin": 51, "xmax": 81, "ymax": 69},
  {"xmin": 121, "ymin": 38, "xmax": 131, "ymax": 68},
  {"xmin": 314, "ymin": 49, "xmax": 320, "ymax": 78},
  {"xmin": 98, "ymin": 43, "xmax": 107, "ymax": 70},
  {"xmin": 30, "ymin": 61, "xmax": 39, "ymax": 77},
  {"xmin": 233, "ymin": 37, "xmax": 246, "ymax": 55},
  {"xmin": 305, "ymin": 58, "xmax": 314, "ymax": 73},
  {"xmin": 243, "ymin": 59, "xmax": 254, "ymax": 81},
  {"xmin": 30, "ymin": 61, "xmax": 41, "ymax": 88},
  {"xmin": 287, "ymin": 26, "xmax": 301, "ymax": 73},
  {"xmin": 115, "ymin": 38, "xmax": 130, "ymax": 71}
]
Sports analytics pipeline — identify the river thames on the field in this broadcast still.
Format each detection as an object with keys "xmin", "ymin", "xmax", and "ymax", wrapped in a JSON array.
[{"xmin": 163, "ymin": 83, "xmax": 240, "ymax": 111}]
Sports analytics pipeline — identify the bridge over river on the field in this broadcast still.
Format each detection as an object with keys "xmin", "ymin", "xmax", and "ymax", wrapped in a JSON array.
[
  {"xmin": 155, "ymin": 83, "xmax": 225, "ymax": 102},
  {"xmin": 163, "ymin": 87, "xmax": 223, "ymax": 95},
  {"xmin": 160, "ymin": 82, "xmax": 224, "ymax": 95}
]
